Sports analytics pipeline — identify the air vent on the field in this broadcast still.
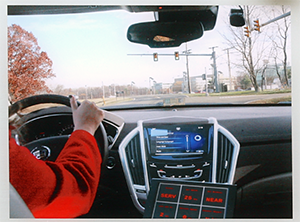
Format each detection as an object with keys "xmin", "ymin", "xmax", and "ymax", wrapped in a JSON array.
[
  {"xmin": 216, "ymin": 132, "xmax": 235, "ymax": 183},
  {"xmin": 125, "ymin": 134, "xmax": 145, "ymax": 185}
]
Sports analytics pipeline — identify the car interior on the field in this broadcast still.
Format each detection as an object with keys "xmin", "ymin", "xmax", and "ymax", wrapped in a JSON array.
[{"xmin": 7, "ymin": 4, "xmax": 292, "ymax": 219}]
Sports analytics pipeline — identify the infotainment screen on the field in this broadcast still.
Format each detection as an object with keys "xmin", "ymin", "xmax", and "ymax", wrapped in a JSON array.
[{"xmin": 144, "ymin": 124, "xmax": 213, "ymax": 156}]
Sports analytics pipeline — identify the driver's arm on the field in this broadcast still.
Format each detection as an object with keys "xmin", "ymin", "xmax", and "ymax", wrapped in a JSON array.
[{"xmin": 9, "ymin": 97, "xmax": 104, "ymax": 218}]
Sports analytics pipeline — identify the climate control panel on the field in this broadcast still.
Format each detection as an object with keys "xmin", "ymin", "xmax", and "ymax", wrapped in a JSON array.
[{"xmin": 148, "ymin": 161, "xmax": 211, "ymax": 181}]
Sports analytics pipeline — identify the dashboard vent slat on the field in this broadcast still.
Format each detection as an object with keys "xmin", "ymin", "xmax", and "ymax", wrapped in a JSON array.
[
  {"xmin": 217, "ymin": 132, "xmax": 234, "ymax": 183},
  {"xmin": 125, "ymin": 134, "xmax": 145, "ymax": 185}
]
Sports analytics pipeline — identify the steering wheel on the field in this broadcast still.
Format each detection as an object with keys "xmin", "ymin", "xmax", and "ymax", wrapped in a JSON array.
[{"xmin": 9, "ymin": 94, "xmax": 108, "ymax": 167}]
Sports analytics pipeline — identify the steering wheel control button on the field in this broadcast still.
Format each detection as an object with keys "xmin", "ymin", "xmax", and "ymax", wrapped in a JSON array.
[{"xmin": 31, "ymin": 145, "xmax": 51, "ymax": 160}]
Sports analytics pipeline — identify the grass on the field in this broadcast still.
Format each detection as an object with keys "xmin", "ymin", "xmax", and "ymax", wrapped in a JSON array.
[
  {"xmin": 248, "ymin": 96, "xmax": 291, "ymax": 104},
  {"xmin": 79, "ymin": 97, "xmax": 133, "ymax": 107},
  {"xmin": 187, "ymin": 89, "xmax": 291, "ymax": 97}
]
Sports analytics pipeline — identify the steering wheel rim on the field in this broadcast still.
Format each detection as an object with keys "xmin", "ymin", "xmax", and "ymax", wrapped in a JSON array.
[{"xmin": 9, "ymin": 94, "xmax": 108, "ymax": 166}]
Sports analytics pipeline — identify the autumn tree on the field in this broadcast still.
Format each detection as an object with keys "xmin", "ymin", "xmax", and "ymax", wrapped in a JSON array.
[{"xmin": 8, "ymin": 24, "xmax": 55, "ymax": 102}]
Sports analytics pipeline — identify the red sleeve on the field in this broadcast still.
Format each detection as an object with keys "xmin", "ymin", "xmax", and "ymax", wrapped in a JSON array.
[{"xmin": 9, "ymin": 130, "xmax": 102, "ymax": 218}]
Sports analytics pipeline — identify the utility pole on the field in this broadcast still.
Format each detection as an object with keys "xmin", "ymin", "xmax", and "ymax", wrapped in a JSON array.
[
  {"xmin": 210, "ymin": 46, "xmax": 219, "ymax": 93},
  {"xmin": 149, "ymin": 77, "xmax": 154, "ymax": 94},
  {"xmin": 224, "ymin": 47, "xmax": 233, "ymax": 91},
  {"xmin": 205, "ymin": 67, "xmax": 209, "ymax": 96},
  {"xmin": 131, "ymin": 81, "xmax": 135, "ymax": 96},
  {"xmin": 183, "ymin": 43, "xmax": 192, "ymax": 94}
]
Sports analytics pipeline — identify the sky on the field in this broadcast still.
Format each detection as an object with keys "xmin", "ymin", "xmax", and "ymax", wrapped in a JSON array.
[
  {"xmin": 6, "ymin": 6, "xmax": 235, "ymax": 89},
  {"xmin": 7, "ymin": 5, "xmax": 291, "ymax": 90}
]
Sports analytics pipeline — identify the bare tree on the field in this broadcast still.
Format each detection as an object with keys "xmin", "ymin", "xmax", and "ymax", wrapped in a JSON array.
[
  {"xmin": 53, "ymin": 84, "xmax": 64, "ymax": 94},
  {"xmin": 221, "ymin": 6, "xmax": 272, "ymax": 92},
  {"xmin": 268, "ymin": 6, "xmax": 291, "ymax": 88}
]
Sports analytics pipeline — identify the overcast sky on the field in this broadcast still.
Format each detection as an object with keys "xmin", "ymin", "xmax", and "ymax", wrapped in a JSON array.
[{"xmin": 7, "ymin": 5, "xmax": 291, "ymax": 90}]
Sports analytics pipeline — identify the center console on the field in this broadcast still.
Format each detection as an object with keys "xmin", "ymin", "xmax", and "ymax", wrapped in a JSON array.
[{"xmin": 119, "ymin": 116, "xmax": 239, "ymax": 216}]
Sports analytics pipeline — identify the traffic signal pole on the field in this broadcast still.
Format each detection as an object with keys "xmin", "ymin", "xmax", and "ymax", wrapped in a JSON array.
[
  {"xmin": 259, "ymin": 11, "xmax": 290, "ymax": 28},
  {"xmin": 128, "ymin": 50, "xmax": 216, "ymax": 93},
  {"xmin": 248, "ymin": 11, "xmax": 291, "ymax": 33}
]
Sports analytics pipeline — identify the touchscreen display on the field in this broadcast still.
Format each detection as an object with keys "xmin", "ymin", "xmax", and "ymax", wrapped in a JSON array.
[{"xmin": 145, "ymin": 124, "xmax": 213, "ymax": 156}]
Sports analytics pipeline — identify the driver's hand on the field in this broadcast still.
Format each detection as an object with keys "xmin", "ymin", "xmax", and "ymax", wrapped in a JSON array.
[{"xmin": 70, "ymin": 96, "xmax": 104, "ymax": 135}]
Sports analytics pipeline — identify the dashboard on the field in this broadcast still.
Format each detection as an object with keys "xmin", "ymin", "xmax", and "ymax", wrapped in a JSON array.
[{"xmin": 14, "ymin": 104, "xmax": 292, "ymax": 218}]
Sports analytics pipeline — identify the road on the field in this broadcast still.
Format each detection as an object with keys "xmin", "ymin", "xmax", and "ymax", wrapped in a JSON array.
[{"xmin": 105, "ymin": 93, "xmax": 291, "ymax": 107}]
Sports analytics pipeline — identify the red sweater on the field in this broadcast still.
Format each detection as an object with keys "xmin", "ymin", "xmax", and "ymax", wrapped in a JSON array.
[{"xmin": 9, "ymin": 130, "xmax": 101, "ymax": 218}]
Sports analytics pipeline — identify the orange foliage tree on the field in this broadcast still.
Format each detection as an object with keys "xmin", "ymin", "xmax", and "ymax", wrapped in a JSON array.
[{"xmin": 8, "ymin": 24, "xmax": 55, "ymax": 102}]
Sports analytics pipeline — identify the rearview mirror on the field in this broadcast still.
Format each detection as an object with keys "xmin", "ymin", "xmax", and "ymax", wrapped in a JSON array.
[
  {"xmin": 127, "ymin": 21, "xmax": 204, "ymax": 48},
  {"xmin": 230, "ymin": 8, "xmax": 245, "ymax": 27}
]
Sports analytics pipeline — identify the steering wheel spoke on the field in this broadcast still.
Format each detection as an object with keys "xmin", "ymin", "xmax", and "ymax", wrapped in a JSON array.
[{"xmin": 24, "ymin": 135, "xmax": 69, "ymax": 161}]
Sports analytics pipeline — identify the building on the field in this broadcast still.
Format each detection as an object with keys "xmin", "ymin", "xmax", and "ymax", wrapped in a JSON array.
[{"xmin": 154, "ymin": 82, "xmax": 173, "ymax": 94}]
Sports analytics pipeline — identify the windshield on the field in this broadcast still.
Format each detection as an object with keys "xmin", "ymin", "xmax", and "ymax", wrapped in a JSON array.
[{"xmin": 7, "ymin": 5, "xmax": 291, "ymax": 109}]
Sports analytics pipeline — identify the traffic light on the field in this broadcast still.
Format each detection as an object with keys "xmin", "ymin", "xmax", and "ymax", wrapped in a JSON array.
[
  {"xmin": 253, "ymin": 19, "xmax": 260, "ymax": 32},
  {"xmin": 175, "ymin": 51, "xmax": 179, "ymax": 60},
  {"xmin": 202, "ymin": 74, "xmax": 206, "ymax": 80},
  {"xmin": 153, "ymin": 53, "xmax": 158, "ymax": 61},
  {"xmin": 244, "ymin": 26, "xmax": 251, "ymax": 37}
]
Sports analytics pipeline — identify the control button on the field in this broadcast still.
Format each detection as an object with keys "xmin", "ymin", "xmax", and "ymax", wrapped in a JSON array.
[
  {"xmin": 150, "ymin": 163, "xmax": 157, "ymax": 168},
  {"xmin": 177, "ymin": 205, "xmax": 200, "ymax": 219},
  {"xmin": 203, "ymin": 187, "xmax": 227, "ymax": 208},
  {"xmin": 194, "ymin": 135, "xmax": 202, "ymax": 141},
  {"xmin": 180, "ymin": 186, "xmax": 203, "ymax": 205},
  {"xmin": 107, "ymin": 135, "xmax": 114, "ymax": 144},
  {"xmin": 106, "ymin": 156, "xmax": 116, "ymax": 169},
  {"xmin": 157, "ymin": 170, "xmax": 166, "ymax": 178},
  {"xmin": 164, "ymin": 164, "xmax": 195, "ymax": 169},
  {"xmin": 203, "ymin": 162, "xmax": 210, "ymax": 167},
  {"xmin": 200, "ymin": 207, "xmax": 224, "ymax": 219},
  {"xmin": 194, "ymin": 169, "xmax": 203, "ymax": 178},
  {"xmin": 136, "ymin": 189, "xmax": 146, "ymax": 193},
  {"xmin": 153, "ymin": 203, "xmax": 177, "ymax": 218}
]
